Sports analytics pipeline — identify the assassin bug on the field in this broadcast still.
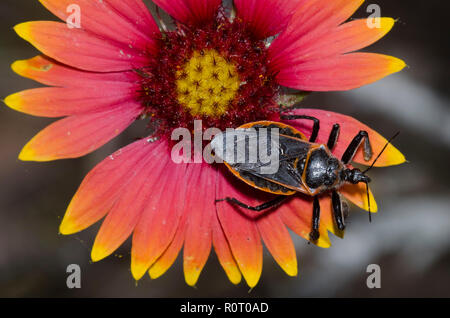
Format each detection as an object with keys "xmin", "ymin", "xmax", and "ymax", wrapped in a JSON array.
[{"xmin": 212, "ymin": 115, "xmax": 398, "ymax": 242}]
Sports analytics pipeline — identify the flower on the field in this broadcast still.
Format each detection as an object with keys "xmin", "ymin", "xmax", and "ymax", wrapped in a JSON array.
[{"xmin": 4, "ymin": 0, "xmax": 406, "ymax": 287}]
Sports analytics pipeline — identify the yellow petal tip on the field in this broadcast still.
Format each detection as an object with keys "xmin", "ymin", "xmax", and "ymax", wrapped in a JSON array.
[
  {"xmin": 91, "ymin": 245, "xmax": 110, "ymax": 263},
  {"xmin": 365, "ymin": 193, "xmax": 378, "ymax": 213},
  {"xmin": 223, "ymin": 266, "xmax": 242, "ymax": 285},
  {"xmin": 148, "ymin": 263, "xmax": 169, "ymax": 280},
  {"xmin": 18, "ymin": 144, "xmax": 37, "ymax": 161},
  {"xmin": 14, "ymin": 22, "xmax": 33, "ymax": 41},
  {"xmin": 184, "ymin": 264, "xmax": 203, "ymax": 287},
  {"xmin": 383, "ymin": 17, "xmax": 395, "ymax": 29},
  {"xmin": 131, "ymin": 261, "xmax": 150, "ymax": 281},
  {"xmin": 11, "ymin": 60, "xmax": 27, "ymax": 76},
  {"xmin": 242, "ymin": 270, "xmax": 261, "ymax": 288},
  {"xmin": 357, "ymin": 197, "xmax": 378, "ymax": 213},
  {"xmin": 316, "ymin": 238, "xmax": 332, "ymax": 249},
  {"xmin": 4, "ymin": 92, "xmax": 23, "ymax": 112},
  {"xmin": 59, "ymin": 217, "xmax": 80, "ymax": 235},
  {"xmin": 18, "ymin": 141, "xmax": 58, "ymax": 162},
  {"xmin": 228, "ymin": 275, "xmax": 242, "ymax": 285},
  {"xmin": 282, "ymin": 262, "xmax": 298, "ymax": 277},
  {"xmin": 390, "ymin": 57, "xmax": 407, "ymax": 73},
  {"xmin": 387, "ymin": 147, "xmax": 407, "ymax": 166},
  {"xmin": 185, "ymin": 276, "xmax": 199, "ymax": 287}
]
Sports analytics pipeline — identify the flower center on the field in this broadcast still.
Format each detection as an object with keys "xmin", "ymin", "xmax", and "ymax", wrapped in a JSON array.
[
  {"xmin": 175, "ymin": 49, "xmax": 240, "ymax": 117},
  {"xmin": 137, "ymin": 14, "xmax": 279, "ymax": 135}
]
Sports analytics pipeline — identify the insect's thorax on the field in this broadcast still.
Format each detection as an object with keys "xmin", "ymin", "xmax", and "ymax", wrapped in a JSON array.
[{"xmin": 301, "ymin": 145, "xmax": 346, "ymax": 196}]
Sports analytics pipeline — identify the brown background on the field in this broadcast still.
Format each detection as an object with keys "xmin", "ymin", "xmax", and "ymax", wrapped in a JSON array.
[{"xmin": 0, "ymin": 0, "xmax": 449, "ymax": 297}]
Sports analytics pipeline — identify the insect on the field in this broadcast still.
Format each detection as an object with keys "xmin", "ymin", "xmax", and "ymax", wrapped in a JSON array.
[{"xmin": 212, "ymin": 114, "xmax": 398, "ymax": 242}]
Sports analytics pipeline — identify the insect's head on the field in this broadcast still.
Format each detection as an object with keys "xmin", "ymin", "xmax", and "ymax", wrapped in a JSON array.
[{"xmin": 341, "ymin": 168, "xmax": 371, "ymax": 185}]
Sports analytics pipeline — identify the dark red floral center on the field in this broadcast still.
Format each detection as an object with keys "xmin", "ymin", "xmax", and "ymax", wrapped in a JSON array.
[{"xmin": 137, "ymin": 14, "xmax": 279, "ymax": 134}]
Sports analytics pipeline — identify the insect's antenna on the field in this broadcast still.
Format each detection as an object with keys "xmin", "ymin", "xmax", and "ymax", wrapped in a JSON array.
[
  {"xmin": 366, "ymin": 181, "xmax": 372, "ymax": 223},
  {"xmin": 363, "ymin": 132, "xmax": 400, "ymax": 174}
]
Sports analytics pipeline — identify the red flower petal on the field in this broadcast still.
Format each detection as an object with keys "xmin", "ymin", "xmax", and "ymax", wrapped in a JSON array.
[
  {"xmin": 216, "ymin": 169, "xmax": 264, "ymax": 288},
  {"xmin": 14, "ymin": 21, "xmax": 150, "ymax": 72},
  {"xmin": 19, "ymin": 102, "xmax": 141, "ymax": 161},
  {"xmin": 131, "ymin": 158, "xmax": 189, "ymax": 280},
  {"xmin": 147, "ymin": 163, "xmax": 236, "ymax": 285},
  {"xmin": 39, "ymin": 0, "xmax": 159, "ymax": 55},
  {"xmin": 270, "ymin": 18, "xmax": 395, "ymax": 72},
  {"xmin": 60, "ymin": 138, "xmax": 160, "ymax": 235},
  {"xmin": 277, "ymin": 0, "xmax": 364, "ymax": 42},
  {"xmin": 5, "ymin": 84, "xmax": 137, "ymax": 118},
  {"xmin": 92, "ymin": 141, "xmax": 189, "ymax": 263},
  {"xmin": 148, "ymin": 216, "xmax": 186, "ymax": 280},
  {"xmin": 268, "ymin": 0, "xmax": 405, "ymax": 91},
  {"xmin": 91, "ymin": 145, "xmax": 170, "ymax": 262},
  {"xmin": 257, "ymin": 211, "xmax": 298, "ymax": 277},
  {"xmin": 276, "ymin": 52, "xmax": 405, "ymax": 91},
  {"xmin": 234, "ymin": 0, "xmax": 301, "ymax": 39},
  {"xmin": 212, "ymin": 210, "xmax": 242, "ymax": 285},
  {"xmin": 282, "ymin": 108, "xmax": 406, "ymax": 167},
  {"xmin": 11, "ymin": 55, "xmax": 138, "ymax": 87},
  {"xmin": 153, "ymin": 0, "xmax": 221, "ymax": 26},
  {"xmin": 183, "ymin": 164, "xmax": 218, "ymax": 286}
]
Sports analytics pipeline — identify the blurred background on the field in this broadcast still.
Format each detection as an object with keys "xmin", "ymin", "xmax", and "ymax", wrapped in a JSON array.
[{"xmin": 0, "ymin": 0, "xmax": 448, "ymax": 297}]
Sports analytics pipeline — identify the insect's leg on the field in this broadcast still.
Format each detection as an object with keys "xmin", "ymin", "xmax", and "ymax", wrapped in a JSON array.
[
  {"xmin": 309, "ymin": 196, "xmax": 321, "ymax": 242},
  {"xmin": 327, "ymin": 124, "xmax": 340, "ymax": 150},
  {"xmin": 342, "ymin": 199, "xmax": 350, "ymax": 221},
  {"xmin": 341, "ymin": 130, "xmax": 373, "ymax": 164},
  {"xmin": 332, "ymin": 191, "xmax": 346, "ymax": 231},
  {"xmin": 215, "ymin": 195, "xmax": 287, "ymax": 212},
  {"xmin": 280, "ymin": 115, "xmax": 320, "ymax": 143}
]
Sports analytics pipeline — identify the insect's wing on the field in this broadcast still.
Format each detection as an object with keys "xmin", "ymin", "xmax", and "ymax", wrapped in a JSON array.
[
  {"xmin": 236, "ymin": 160, "xmax": 305, "ymax": 190},
  {"xmin": 279, "ymin": 134, "xmax": 311, "ymax": 158},
  {"xmin": 212, "ymin": 129, "xmax": 311, "ymax": 192},
  {"xmin": 212, "ymin": 129, "xmax": 310, "ymax": 164},
  {"xmin": 235, "ymin": 137, "xmax": 311, "ymax": 191},
  {"xmin": 211, "ymin": 128, "xmax": 279, "ymax": 166}
]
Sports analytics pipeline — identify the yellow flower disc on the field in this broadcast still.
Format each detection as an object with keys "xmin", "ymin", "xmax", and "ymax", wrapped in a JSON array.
[{"xmin": 176, "ymin": 49, "xmax": 240, "ymax": 117}]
